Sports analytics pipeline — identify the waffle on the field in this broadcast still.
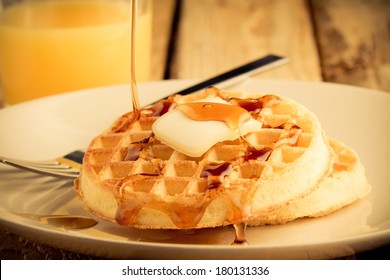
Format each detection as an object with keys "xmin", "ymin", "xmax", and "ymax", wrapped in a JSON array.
[
  {"xmin": 249, "ymin": 138, "xmax": 371, "ymax": 225},
  {"xmin": 74, "ymin": 87, "xmax": 334, "ymax": 229}
]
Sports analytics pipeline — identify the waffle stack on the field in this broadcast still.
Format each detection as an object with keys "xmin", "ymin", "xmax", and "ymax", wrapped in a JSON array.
[
  {"xmin": 249, "ymin": 138, "xmax": 370, "ymax": 225},
  {"xmin": 74, "ymin": 87, "xmax": 369, "ymax": 229}
]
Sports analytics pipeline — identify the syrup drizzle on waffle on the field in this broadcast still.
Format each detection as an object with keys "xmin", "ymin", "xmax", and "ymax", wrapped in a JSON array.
[
  {"xmin": 232, "ymin": 223, "xmax": 249, "ymax": 245},
  {"xmin": 109, "ymin": 90, "xmax": 304, "ymax": 230}
]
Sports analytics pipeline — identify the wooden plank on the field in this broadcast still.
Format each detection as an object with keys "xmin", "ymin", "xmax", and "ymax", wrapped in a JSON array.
[
  {"xmin": 169, "ymin": 0, "xmax": 322, "ymax": 81},
  {"xmin": 310, "ymin": 0, "xmax": 390, "ymax": 92},
  {"xmin": 150, "ymin": 0, "xmax": 177, "ymax": 80}
]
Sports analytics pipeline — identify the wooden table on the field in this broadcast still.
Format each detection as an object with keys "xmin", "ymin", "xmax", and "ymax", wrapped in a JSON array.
[
  {"xmin": 1, "ymin": 0, "xmax": 389, "ymax": 259},
  {"xmin": 149, "ymin": 0, "xmax": 389, "ymax": 92}
]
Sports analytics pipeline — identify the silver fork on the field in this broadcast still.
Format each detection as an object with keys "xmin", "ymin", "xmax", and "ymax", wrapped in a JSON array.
[{"xmin": 0, "ymin": 150, "xmax": 84, "ymax": 179}]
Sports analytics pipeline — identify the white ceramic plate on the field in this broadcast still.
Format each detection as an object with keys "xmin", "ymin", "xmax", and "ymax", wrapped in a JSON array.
[{"xmin": 0, "ymin": 79, "xmax": 389, "ymax": 259}]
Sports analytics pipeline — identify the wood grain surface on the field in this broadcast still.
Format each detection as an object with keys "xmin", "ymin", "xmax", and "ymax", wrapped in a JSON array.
[
  {"xmin": 169, "ymin": 0, "xmax": 322, "ymax": 81},
  {"xmin": 311, "ymin": 0, "xmax": 390, "ymax": 91}
]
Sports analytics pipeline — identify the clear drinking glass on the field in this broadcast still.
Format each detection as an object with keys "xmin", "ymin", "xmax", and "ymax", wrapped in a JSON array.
[{"xmin": 0, "ymin": 0, "xmax": 152, "ymax": 105}]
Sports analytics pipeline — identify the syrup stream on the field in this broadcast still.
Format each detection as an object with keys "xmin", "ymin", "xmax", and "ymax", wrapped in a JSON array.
[
  {"xmin": 129, "ymin": 0, "xmax": 141, "ymax": 121},
  {"xmin": 112, "ymin": 0, "xmax": 141, "ymax": 133}
]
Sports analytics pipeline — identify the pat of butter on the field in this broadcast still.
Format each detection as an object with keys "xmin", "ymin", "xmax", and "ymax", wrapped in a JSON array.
[{"xmin": 152, "ymin": 97, "xmax": 262, "ymax": 157}]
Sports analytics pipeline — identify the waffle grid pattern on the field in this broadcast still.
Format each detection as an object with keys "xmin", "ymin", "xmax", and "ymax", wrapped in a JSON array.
[
  {"xmin": 77, "ymin": 89, "xmax": 334, "ymax": 229},
  {"xmin": 84, "ymin": 94, "xmax": 315, "ymax": 199}
]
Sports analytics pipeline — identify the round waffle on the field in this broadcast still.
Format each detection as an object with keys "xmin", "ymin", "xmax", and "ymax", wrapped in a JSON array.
[
  {"xmin": 74, "ymin": 88, "xmax": 333, "ymax": 229},
  {"xmin": 249, "ymin": 138, "xmax": 371, "ymax": 225}
]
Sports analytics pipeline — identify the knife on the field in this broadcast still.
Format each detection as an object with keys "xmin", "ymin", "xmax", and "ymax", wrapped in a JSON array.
[{"xmin": 173, "ymin": 54, "xmax": 288, "ymax": 96}]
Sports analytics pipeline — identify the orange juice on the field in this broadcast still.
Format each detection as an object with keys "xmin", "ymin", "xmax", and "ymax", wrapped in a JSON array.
[{"xmin": 0, "ymin": 0, "xmax": 152, "ymax": 104}]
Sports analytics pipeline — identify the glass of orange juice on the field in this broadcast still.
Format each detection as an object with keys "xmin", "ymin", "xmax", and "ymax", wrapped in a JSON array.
[{"xmin": 0, "ymin": 0, "xmax": 152, "ymax": 105}]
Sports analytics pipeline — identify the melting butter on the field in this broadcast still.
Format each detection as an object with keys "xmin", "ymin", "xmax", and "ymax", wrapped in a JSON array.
[
  {"xmin": 177, "ymin": 102, "xmax": 251, "ymax": 130},
  {"xmin": 152, "ymin": 97, "xmax": 262, "ymax": 157}
]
